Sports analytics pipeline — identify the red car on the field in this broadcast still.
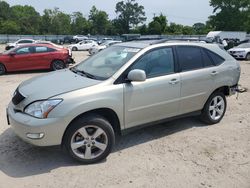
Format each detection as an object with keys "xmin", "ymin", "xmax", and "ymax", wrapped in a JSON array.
[{"xmin": 0, "ymin": 44, "xmax": 74, "ymax": 75}]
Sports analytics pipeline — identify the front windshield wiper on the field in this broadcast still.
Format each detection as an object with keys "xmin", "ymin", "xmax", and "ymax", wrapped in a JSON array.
[{"xmin": 70, "ymin": 67, "xmax": 98, "ymax": 80}]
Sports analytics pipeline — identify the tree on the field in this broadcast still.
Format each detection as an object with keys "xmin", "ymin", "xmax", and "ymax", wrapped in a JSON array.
[
  {"xmin": 193, "ymin": 23, "xmax": 206, "ymax": 34},
  {"xmin": 208, "ymin": 0, "xmax": 250, "ymax": 32},
  {"xmin": 115, "ymin": 0, "xmax": 146, "ymax": 33},
  {"xmin": 0, "ymin": 1, "xmax": 10, "ymax": 20},
  {"xmin": 88, "ymin": 6, "xmax": 110, "ymax": 35},
  {"xmin": 148, "ymin": 14, "xmax": 168, "ymax": 34},
  {"xmin": 167, "ymin": 23, "xmax": 184, "ymax": 34},
  {"xmin": 41, "ymin": 8, "xmax": 71, "ymax": 35},
  {"xmin": 10, "ymin": 5, "xmax": 41, "ymax": 34},
  {"xmin": 71, "ymin": 12, "xmax": 90, "ymax": 34}
]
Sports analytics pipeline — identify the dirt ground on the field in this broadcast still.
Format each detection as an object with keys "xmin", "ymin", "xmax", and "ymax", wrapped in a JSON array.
[{"xmin": 0, "ymin": 44, "xmax": 249, "ymax": 188}]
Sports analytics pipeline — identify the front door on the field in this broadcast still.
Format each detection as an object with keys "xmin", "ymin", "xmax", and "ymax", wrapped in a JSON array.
[{"xmin": 124, "ymin": 47, "xmax": 181, "ymax": 128}]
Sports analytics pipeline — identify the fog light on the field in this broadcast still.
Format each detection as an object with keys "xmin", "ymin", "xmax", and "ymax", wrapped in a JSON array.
[{"xmin": 26, "ymin": 133, "xmax": 44, "ymax": 139}]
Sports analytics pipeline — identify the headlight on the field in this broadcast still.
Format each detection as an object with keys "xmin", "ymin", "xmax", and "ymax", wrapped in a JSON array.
[{"xmin": 24, "ymin": 99, "xmax": 62, "ymax": 118}]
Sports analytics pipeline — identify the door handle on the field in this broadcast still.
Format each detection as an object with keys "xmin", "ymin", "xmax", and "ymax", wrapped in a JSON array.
[
  {"xmin": 169, "ymin": 79, "xmax": 179, "ymax": 85},
  {"xmin": 210, "ymin": 71, "xmax": 218, "ymax": 76}
]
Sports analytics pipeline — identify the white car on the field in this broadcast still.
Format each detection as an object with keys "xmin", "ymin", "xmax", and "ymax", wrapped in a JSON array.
[
  {"xmin": 89, "ymin": 40, "xmax": 122, "ymax": 55},
  {"xmin": 228, "ymin": 43, "xmax": 250, "ymax": 60},
  {"xmin": 72, "ymin": 35, "xmax": 88, "ymax": 42},
  {"xmin": 5, "ymin": 39, "xmax": 36, "ymax": 50},
  {"xmin": 68, "ymin": 40, "xmax": 98, "ymax": 51}
]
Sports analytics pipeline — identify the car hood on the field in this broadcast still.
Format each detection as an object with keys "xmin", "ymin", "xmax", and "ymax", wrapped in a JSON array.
[
  {"xmin": 7, "ymin": 42, "xmax": 15, "ymax": 46},
  {"xmin": 229, "ymin": 48, "xmax": 248, "ymax": 52},
  {"xmin": 17, "ymin": 69, "xmax": 101, "ymax": 107}
]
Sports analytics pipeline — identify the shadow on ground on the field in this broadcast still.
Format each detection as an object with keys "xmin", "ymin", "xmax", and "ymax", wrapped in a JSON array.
[{"xmin": 0, "ymin": 117, "xmax": 205, "ymax": 178}]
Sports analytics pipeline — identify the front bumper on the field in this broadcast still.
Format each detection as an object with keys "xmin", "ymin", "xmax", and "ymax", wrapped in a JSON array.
[
  {"xmin": 7, "ymin": 102, "xmax": 68, "ymax": 146},
  {"xmin": 228, "ymin": 52, "xmax": 247, "ymax": 59},
  {"xmin": 66, "ymin": 56, "xmax": 75, "ymax": 64}
]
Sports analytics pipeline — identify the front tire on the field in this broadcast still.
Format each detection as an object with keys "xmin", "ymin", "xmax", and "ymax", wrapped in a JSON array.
[
  {"xmin": 200, "ymin": 92, "xmax": 227, "ymax": 125},
  {"xmin": 51, "ymin": 60, "xmax": 65, "ymax": 71},
  {"xmin": 0, "ymin": 63, "xmax": 6, "ymax": 75},
  {"xmin": 63, "ymin": 115, "xmax": 115, "ymax": 164},
  {"xmin": 246, "ymin": 53, "xmax": 250, "ymax": 61}
]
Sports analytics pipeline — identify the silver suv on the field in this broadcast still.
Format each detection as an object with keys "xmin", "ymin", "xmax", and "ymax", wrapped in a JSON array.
[{"xmin": 7, "ymin": 41, "xmax": 241, "ymax": 163}]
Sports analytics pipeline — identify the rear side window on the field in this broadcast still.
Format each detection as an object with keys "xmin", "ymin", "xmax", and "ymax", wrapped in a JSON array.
[
  {"xmin": 176, "ymin": 46, "xmax": 203, "ymax": 71},
  {"xmin": 201, "ymin": 49, "xmax": 214, "ymax": 67},
  {"xmin": 35, "ymin": 46, "xmax": 48, "ymax": 53},
  {"xmin": 205, "ymin": 50, "xmax": 225, "ymax": 65}
]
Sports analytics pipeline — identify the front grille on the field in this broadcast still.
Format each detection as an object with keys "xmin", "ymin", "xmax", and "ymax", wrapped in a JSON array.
[{"xmin": 12, "ymin": 88, "xmax": 25, "ymax": 105}]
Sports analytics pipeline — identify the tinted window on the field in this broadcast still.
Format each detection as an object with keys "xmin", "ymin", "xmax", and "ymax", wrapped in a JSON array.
[
  {"xmin": 177, "ymin": 46, "xmax": 203, "ymax": 71},
  {"xmin": 206, "ymin": 50, "xmax": 225, "ymax": 65},
  {"xmin": 201, "ymin": 49, "xmax": 214, "ymax": 67},
  {"xmin": 16, "ymin": 47, "xmax": 32, "ymax": 54},
  {"xmin": 18, "ymin": 40, "xmax": 33, "ymax": 44},
  {"xmin": 130, "ymin": 48, "xmax": 174, "ymax": 78}
]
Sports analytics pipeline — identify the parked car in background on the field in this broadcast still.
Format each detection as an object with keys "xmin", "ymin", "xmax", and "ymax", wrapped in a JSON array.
[
  {"xmin": 0, "ymin": 44, "xmax": 73, "ymax": 75},
  {"xmin": 59, "ymin": 36, "xmax": 75, "ymax": 44},
  {"xmin": 89, "ymin": 40, "xmax": 122, "ymax": 55},
  {"xmin": 228, "ymin": 43, "xmax": 250, "ymax": 60},
  {"xmin": 68, "ymin": 40, "xmax": 98, "ymax": 51},
  {"xmin": 97, "ymin": 38, "xmax": 113, "ymax": 44},
  {"xmin": 73, "ymin": 35, "xmax": 88, "ymax": 43},
  {"xmin": 5, "ymin": 39, "xmax": 36, "ymax": 50},
  {"xmin": 7, "ymin": 41, "xmax": 240, "ymax": 163}
]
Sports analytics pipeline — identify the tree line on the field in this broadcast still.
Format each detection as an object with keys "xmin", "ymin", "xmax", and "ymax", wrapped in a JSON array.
[{"xmin": 0, "ymin": 0, "xmax": 249, "ymax": 35}]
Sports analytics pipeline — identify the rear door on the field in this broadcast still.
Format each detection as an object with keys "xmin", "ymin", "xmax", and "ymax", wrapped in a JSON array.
[
  {"xmin": 176, "ymin": 46, "xmax": 217, "ymax": 114},
  {"xmin": 124, "ymin": 47, "xmax": 181, "ymax": 128},
  {"xmin": 29, "ymin": 46, "xmax": 56, "ymax": 69}
]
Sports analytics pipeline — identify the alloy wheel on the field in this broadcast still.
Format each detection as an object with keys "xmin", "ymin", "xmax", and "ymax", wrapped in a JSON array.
[
  {"xmin": 70, "ymin": 125, "xmax": 108, "ymax": 160},
  {"xmin": 209, "ymin": 96, "xmax": 225, "ymax": 121}
]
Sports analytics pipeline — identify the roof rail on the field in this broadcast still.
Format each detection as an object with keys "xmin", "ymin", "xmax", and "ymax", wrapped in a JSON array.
[{"xmin": 150, "ymin": 39, "xmax": 169, "ymax": 45}]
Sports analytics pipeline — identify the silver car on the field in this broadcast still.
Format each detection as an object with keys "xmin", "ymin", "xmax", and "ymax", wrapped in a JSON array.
[{"xmin": 7, "ymin": 41, "xmax": 241, "ymax": 163}]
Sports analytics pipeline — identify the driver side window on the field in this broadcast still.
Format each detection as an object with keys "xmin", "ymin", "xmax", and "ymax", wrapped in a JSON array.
[
  {"xmin": 15, "ymin": 47, "xmax": 32, "ymax": 55},
  {"xmin": 130, "ymin": 47, "xmax": 175, "ymax": 78}
]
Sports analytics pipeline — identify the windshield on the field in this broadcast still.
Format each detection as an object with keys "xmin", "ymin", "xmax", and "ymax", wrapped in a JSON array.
[
  {"xmin": 237, "ymin": 43, "xmax": 250, "ymax": 48},
  {"xmin": 73, "ymin": 46, "xmax": 140, "ymax": 80}
]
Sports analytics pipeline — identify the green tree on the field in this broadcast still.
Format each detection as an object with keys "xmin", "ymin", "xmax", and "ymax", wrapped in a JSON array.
[
  {"xmin": 0, "ymin": 1, "xmax": 10, "ymax": 20},
  {"xmin": 208, "ymin": 0, "xmax": 250, "ymax": 32},
  {"xmin": 115, "ymin": 0, "xmax": 146, "ymax": 33},
  {"xmin": 0, "ymin": 20, "xmax": 20, "ymax": 34},
  {"xmin": 167, "ymin": 23, "xmax": 184, "ymax": 34},
  {"xmin": 88, "ymin": 6, "xmax": 110, "ymax": 35},
  {"xmin": 71, "ymin": 12, "xmax": 90, "ymax": 34},
  {"xmin": 148, "ymin": 14, "xmax": 168, "ymax": 34},
  {"xmin": 41, "ymin": 8, "xmax": 71, "ymax": 35}
]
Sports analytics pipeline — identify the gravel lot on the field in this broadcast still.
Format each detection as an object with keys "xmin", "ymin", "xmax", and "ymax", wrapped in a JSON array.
[{"xmin": 0, "ymin": 44, "xmax": 249, "ymax": 188}]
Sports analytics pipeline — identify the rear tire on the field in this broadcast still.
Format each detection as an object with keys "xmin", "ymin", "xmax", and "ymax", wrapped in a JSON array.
[
  {"xmin": 63, "ymin": 115, "xmax": 115, "ymax": 164},
  {"xmin": 200, "ymin": 92, "xmax": 227, "ymax": 125},
  {"xmin": 51, "ymin": 60, "xmax": 65, "ymax": 71},
  {"xmin": 0, "ymin": 63, "xmax": 6, "ymax": 75}
]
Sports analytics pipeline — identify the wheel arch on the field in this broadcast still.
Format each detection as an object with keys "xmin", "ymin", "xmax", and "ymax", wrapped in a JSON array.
[{"xmin": 62, "ymin": 108, "xmax": 121, "ymax": 144}]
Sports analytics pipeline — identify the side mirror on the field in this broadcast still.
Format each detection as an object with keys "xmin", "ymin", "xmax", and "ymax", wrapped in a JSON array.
[
  {"xmin": 127, "ymin": 69, "xmax": 146, "ymax": 82},
  {"xmin": 9, "ymin": 52, "xmax": 16, "ymax": 56}
]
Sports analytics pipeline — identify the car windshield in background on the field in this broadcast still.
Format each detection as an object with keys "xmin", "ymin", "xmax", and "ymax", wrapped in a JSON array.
[
  {"xmin": 74, "ymin": 46, "xmax": 140, "ymax": 80},
  {"xmin": 237, "ymin": 43, "xmax": 250, "ymax": 48}
]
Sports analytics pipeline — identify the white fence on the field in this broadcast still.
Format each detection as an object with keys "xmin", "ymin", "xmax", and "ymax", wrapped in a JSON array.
[{"xmin": 0, "ymin": 34, "xmax": 249, "ymax": 43}]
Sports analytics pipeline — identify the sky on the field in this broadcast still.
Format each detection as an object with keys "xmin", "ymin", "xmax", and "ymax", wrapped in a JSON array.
[{"xmin": 6, "ymin": 0, "xmax": 214, "ymax": 26}]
